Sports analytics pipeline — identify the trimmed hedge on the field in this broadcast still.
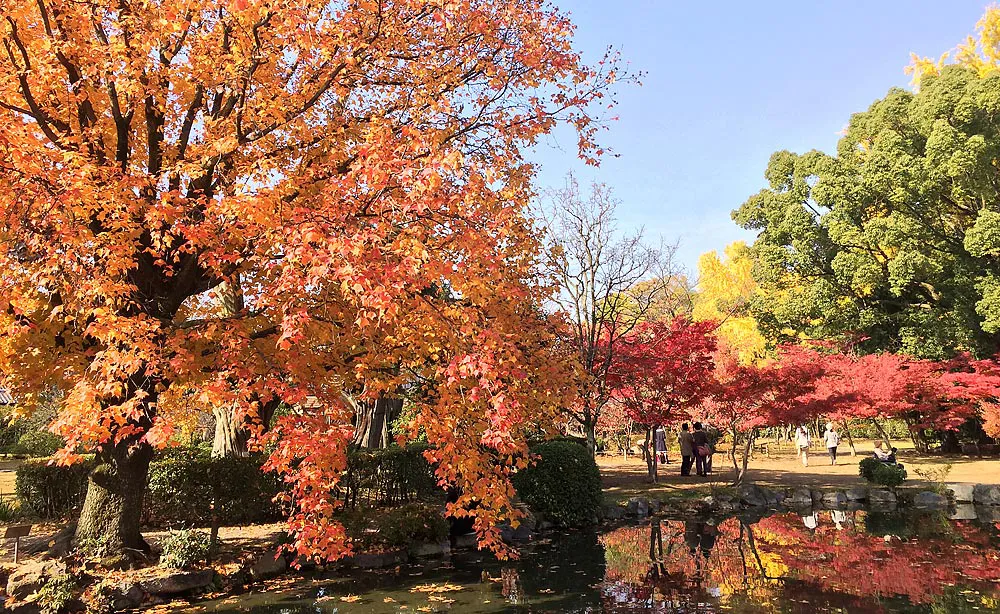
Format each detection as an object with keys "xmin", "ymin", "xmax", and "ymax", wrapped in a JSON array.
[
  {"xmin": 145, "ymin": 448, "xmax": 282, "ymax": 526},
  {"xmin": 342, "ymin": 444, "xmax": 440, "ymax": 508},
  {"xmin": 15, "ymin": 448, "xmax": 282, "ymax": 524},
  {"xmin": 512, "ymin": 440, "xmax": 602, "ymax": 527},
  {"xmin": 15, "ymin": 459, "xmax": 94, "ymax": 518}
]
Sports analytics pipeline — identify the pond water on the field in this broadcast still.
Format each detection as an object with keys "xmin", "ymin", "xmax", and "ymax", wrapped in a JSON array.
[{"xmin": 202, "ymin": 508, "xmax": 1000, "ymax": 613}]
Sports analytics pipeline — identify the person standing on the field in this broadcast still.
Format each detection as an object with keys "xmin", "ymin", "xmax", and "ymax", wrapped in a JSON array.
[
  {"xmin": 824, "ymin": 422, "xmax": 840, "ymax": 465},
  {"xmin": 678, "ymin": 423, "xmax": 694, "ymax": 476},
  {"xmin": 654, "ymin": 425, "xmax": 668, "ymax": 464},
  {"xmin": 692, "ymin": 422, "xmax": 710, "ymax": 477},
  {"xmin": 795, "ymin": 425, "xmax": 811, "ymax": 467}
]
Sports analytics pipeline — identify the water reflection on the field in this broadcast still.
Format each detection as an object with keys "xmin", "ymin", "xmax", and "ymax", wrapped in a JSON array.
[
  {"xmin": 201, "ymin": 508, "xmax": 1000, "ymax": 613},
  {"xmin": 601, "ymin": 509, "xmax": 1000, "ymax": 612}
]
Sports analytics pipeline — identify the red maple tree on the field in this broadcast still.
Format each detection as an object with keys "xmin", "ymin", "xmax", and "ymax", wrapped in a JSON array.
[
  {"xmin": 607, "ymin": 318, "xmax": 717, "ymax": 482},
  {"xmin": 703, "ymin": 344, "xmax": 824, "ymax": 483}
]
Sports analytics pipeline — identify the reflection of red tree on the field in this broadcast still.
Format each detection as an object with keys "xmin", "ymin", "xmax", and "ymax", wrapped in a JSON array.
[
  {"xmin": 600, "ymin": 513, "xmax": 1000, "ymax": 608},
  {"xmin": 749, "ymin": 513, "xmax": 1000, "ymax": 604}
]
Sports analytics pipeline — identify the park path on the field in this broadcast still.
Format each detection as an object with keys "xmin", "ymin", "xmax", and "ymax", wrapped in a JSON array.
[{"xmin": 600, "ymin": 443, "xmax": 1000, "ymax": 503}]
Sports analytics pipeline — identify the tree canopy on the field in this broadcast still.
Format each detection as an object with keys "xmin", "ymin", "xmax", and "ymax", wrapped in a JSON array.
[
  {"xmin": 0, "ymin": 0, "xmax": 617, "ymax": 559},
  {"xmin": 734, "ymin": 50, "xmax": 1000, "ymax": 358}
]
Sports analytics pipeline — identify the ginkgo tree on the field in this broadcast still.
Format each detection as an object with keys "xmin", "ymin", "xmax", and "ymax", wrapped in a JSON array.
[{"xmin": 0, "ymin": 0, "xmax": 619, "ymax": 560}]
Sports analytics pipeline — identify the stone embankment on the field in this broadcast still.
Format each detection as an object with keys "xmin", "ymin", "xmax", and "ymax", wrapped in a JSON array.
[{"xmin": 609, "ymin": 482, "xmax": 1000, "ymax": 521}]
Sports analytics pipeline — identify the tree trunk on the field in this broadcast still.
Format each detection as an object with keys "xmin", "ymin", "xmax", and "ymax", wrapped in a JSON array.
[
  {"xmin": 210, "ymin": 275, "xmax": 254, "ymax": 459},
  {"xmin": 76, "ymin": 441, "xmax": 154, "ymax": 561},
  {"xmin": 212, "ymin": 402, "xmax": 250, "ymax": 458},
  {"xmin": 734, "ymin": 428, "xmax": 756, "ymax": 486},
  {"xmin": 353, "ymin": 396, "xmax": 404, "ymax": 449},
  {"xmin": 842, "ymin": 420, "xmax": 857, "ymax": 456},
  {"xmin": 212, "ymin": 398, "xmax": 279, "ymax": 458},
  {"xmin": 729, "ymin": 426, "xmax": 740, "ymax": 472},
  {"xmin": 583, "ymin": 419, "xmax": 597, "ymax": 457},
  {"xmin": 872, "ymin": 418, "xmax": 892, "ymax": 449},
  {"xmin": 642, "ymin": 427, "xmax": 657, "ymax": 483}
]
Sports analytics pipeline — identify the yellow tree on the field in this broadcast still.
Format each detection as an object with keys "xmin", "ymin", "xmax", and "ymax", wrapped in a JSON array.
[
  {"xmin": 909, "ymin": 5, "xmax": 1000, "ymax": 81},
  {"xmin": 0, "ymin": 0, "xmax": 618, "ymax": 560},
  {"xmin": 693, "ymin": 241, "xmax": 767, "ymax": 364}
]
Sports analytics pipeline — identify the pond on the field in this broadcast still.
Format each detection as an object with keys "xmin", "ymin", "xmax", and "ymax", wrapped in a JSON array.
[{"xmin": 201, "ymin": 507, "xmax": 1000, "ymax": 613}]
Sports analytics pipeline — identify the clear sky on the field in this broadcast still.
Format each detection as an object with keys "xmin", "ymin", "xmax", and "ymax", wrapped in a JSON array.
[{"xmin": 531, "ymin": 1, "xmax": 990, "ymax": 278}]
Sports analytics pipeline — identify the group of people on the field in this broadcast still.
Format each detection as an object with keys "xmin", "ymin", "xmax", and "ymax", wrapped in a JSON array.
[
  {"xmin": 794, "ymin": 423, "xmax": 901, "ymax": 467},
  {"xmin": 794, "ymin": 423, "xmax": 842, "ymax": 467},
  {"xmin": 651, "ymin": 423, "xmax": 715, "ymax": 477},
  {"xmin": 652, "ymin": 421, "xmax": 902, "ymax": 477}
]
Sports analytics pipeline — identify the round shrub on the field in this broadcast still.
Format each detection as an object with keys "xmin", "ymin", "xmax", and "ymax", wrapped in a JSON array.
[
  {"xmin": 15, "ymin": 458, "xmax": 94, "ymax": 518},
  {"xmin": 11, "ymin": 430, "xmax": 63, "ymax": 457},
  {"xmin": 859, "ymin": 457, "xmax": 907, "ymax": 488},
  {"xmin": 159, "ymin": 529, "xmax": 211, "ymax": 569},
  {"xmin": 512, "ymin": 440, "xmax": 602, "ymax": 527}
]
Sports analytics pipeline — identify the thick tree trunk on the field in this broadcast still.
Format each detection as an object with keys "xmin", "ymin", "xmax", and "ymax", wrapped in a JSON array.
[
  {"xmin": 583, "ymin": 419, "xmax": 597, "ymax": 457},
  {"xmin": 353, "ymin": 396, "xmax": 404, "ymax": 449},
  {"xmin": 76, "ymin": 441, "xmax": 154, "ymax": 561},
  {"xmin": 212, "ymin": 402, "xmax": 250, "ymax": 458}
]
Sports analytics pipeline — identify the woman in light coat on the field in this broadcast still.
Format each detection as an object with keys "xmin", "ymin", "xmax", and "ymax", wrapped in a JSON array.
[{"xmin": 795, "ymin": 426, "xmax": 811, "ymax": 467}]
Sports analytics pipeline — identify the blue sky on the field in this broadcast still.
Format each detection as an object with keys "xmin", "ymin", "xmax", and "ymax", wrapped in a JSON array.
[{"xmin": 531, "ymin": 1, "xmax": 990, "ymax": 277}]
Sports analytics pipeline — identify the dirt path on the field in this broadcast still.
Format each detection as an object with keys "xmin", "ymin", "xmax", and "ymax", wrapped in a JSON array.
[{"xmin": 600, "ymin": 441, "xmax": 1000, "ymax": 503}]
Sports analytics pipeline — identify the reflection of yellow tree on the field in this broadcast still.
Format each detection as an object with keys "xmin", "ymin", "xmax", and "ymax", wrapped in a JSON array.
[
  {"xmin": 693, "ymin": 242, "xmax": 767, "ymax": 365},
  {"xmin": 601, "ymin": 512, "xmax": 1000, "ymax": 609},
  {"xmin": 601, "ymin": 519, "xmax": 782, "ymax": 608}
]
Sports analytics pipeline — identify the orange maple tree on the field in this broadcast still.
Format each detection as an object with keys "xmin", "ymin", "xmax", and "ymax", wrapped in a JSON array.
[{"xmin": 0, "ymin": 0, "xmax": 619, "ymax": 558}]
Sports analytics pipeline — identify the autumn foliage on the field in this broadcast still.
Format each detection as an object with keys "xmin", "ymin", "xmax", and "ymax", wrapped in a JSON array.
[
  {"xmin": 0, "ymin": 0, "xmax": 619, "ymax": 558},
  {"xmin": 608, "ymin": 318, "xmax": 717, "ymax": 429}
]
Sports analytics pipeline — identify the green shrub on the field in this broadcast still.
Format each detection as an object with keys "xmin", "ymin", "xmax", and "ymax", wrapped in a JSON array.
[
  {"xmin": 146, "ymin": 448, "xmax": 282, "ymax": 526},
  {"xmin": 11, "ymin": 430, "xmax": 63, "ymax": 457},
  {"xmin": 35, "ymin": 574, "xmax": 77, "ymax": 614},
  {"xmin": 512, "ymin": 440, "xmax": 602, "ymax": 527},
  {"xmin": 0, "ymin": 413, "xmax": 27, "ymax": 452},
  {"xmin": 859, "ymin": 457, "xmax": 907, "ymax": 488},
  {"xmin": 0, "ymin": 498, "xmax": 20, "ymax": 522},
  {"xmin": 159, "ymin": 529, "xmax": 211, "ymax": 569},
  {"xmin": 15, "ymin": 459, "xmax": 94, "ymax": 518},
  {"xmin": 342, "ymin": 444, "xmax": 440, "ymax": 508},
  {"xmin": 341, "ymin": 503, "xmax": 448, "ymax": 551}
]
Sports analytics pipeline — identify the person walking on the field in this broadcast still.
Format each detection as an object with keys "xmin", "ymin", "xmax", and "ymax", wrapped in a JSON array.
[
  {"xmin": 824, "ymin": 422, "xmax": 840, "ymax": 465},
  {"xmin": 678, "ymin": 423, "xmax": 694, "ymax": 476},
  {"xmin": 692, "ymin": 422, "xmax": 710, "ymax": 477},
  {"xmin": 795, "ymin": 425, "xmax": 811, "ymax": 467},
  {"xmin": 654, "ymin": 425, "xmax": 668, "ymax": 464}
]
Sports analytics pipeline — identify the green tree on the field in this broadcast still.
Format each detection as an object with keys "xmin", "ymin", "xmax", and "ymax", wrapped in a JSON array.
[{"xmin": 734, "ymin": 62, "xmax": 1000, "ymax": 358}]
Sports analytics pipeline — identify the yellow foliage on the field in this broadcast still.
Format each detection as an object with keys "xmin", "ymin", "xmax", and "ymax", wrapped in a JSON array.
[
  {"xmin": 692, "ymin": 242, "xmax": 767, "ymax": 365},
  {"xmin": 908, "ymin": 5, "xmax": 1000, "ymax": 84}
]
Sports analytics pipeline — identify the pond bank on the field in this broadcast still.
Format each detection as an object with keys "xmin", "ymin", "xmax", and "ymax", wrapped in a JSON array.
[
  {"xmin": 7, "ymin": 478, "xmax": 1000, "ymax": 613},
  {"xmin": 111, "ymin": 506, "xmax": 1000, "ymax": 613}
]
